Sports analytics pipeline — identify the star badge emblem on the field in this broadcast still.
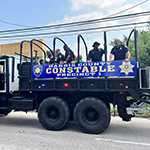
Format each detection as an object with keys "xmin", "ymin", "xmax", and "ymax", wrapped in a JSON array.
[{"xmin": 119, "ymin": 61, "xmax": 135, "ymax": 75}]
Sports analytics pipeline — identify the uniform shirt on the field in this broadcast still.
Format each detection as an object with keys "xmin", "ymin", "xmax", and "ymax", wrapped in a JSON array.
[
  {"xmin": 57, "ymin": 53, "xmax": 65, "ymax": 63},
  {"xmin": 110, "ymin": 44, "xmax": 129, "ymax": 60},
  {"xmin": 65, "ymin": 48, "xmax": 75, "ymax": 63},
  {"xmin": 88, "ymin": 48, "xmax": 105, "ymax": 62},
  {"xmin": 49, "ymin": 58, "xmax": 55, "ymax": 64}
]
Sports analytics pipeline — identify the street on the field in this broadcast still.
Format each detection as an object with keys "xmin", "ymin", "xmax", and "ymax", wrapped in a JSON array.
[{"xmin": 0, "ymin": 112, "xmax": 150, "ymax": 150}]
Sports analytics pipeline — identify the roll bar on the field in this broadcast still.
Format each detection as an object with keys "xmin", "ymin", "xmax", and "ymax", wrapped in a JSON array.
[
  {"xmin": 31, "ymin": 39, "xmax": 53, "ymax": 64},
  {"xmin": 20, "ymin": 40, "xmax": 30, "ymax": 64},
  {"xmin": 15, "ymin": 52, "xmax": 31, "ymax": 60},
  {"xmin": 53, "ymin": 37, "xmax": 67, "ymax": 64},
  {"xmin": 104, "ymin": 31, "xmax": 107, "ymax": 61},
  {"xmin": 20, "ymin": 40, "xmax": 47, "ymax": 64},
  {"xmin": 77, "ymin": 35, "xmax": 88, "ymax": 62},
  {"xmin": 126, "ymin": 29, "xmax": 138, "ymax": 61}
]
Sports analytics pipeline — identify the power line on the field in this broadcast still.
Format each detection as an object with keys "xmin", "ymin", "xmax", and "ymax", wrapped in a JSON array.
[
  {"xmin": 0, "ymin": 11, "xmax": 149, "ymax": 35},
  {"xmin": 0, "ymin": 25, "xmax": 147, "ymax": 43},
  {"xmin": 30, "ymin": 25, "xmax": 148, "ymax": 40},
  {"xmin": 0, "ymin": 0, "xmax": 148, "ymax": 30},
  {"xmin": 0, "ymin": 19, "xmax": 33, "ymax": 28},
  {"xmin": 0, "ymin": 21, "xmax": 148, "ymax": 39},
  {"xmin": 108, "ymin": 0, "xmax": 148, "ymax": 17}
]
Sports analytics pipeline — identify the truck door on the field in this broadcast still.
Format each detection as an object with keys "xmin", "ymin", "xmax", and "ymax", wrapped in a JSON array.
[{"xmin": 0, "ymin": 59, "xmax": 6, "ymax": 93}]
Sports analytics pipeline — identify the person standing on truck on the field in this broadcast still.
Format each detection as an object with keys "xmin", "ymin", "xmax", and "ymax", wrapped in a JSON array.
[
  {"xmin": 48, "ymin": 54, "xmax": 55, "ymax": 64},
  {"xmin": 109, "ymin": 39, "xmax": 130, "ymax": 63},
  {"xmin": 87, "ymin": 41, "xmax": 105, "ymax": 63},
  {"xmin": 71, "ymin": 55, "xmax": 85, "ymax": 64},
  {"xmin": 56, "ymin": 49, "xmax": 65, "ymax": 64},
  {"xmin": 63, "ymin": 44, "xmax": 75, "ymax": 63},
  {"xmin": 40, "ymin": 59, "xmax": 45, "ymax": 65}
]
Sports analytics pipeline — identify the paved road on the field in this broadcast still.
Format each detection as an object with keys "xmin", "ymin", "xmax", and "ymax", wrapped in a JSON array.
[{"xmin": 0, "ymin": 112, "xmax": 150, "ymax": 150}]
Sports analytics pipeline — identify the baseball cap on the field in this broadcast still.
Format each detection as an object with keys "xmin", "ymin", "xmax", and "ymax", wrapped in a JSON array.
[
  {"xmin": 92, "ymin": 41, "xmax": 100, "ymax": 47},
  {"xmin": 48, "ymin": 54, "xmax": 52, "ymax": 57}
]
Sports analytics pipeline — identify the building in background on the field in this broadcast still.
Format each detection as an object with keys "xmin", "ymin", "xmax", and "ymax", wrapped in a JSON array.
[{"xmin": 0, "ymin": 39, "xmax": 46, "ymax": 59}]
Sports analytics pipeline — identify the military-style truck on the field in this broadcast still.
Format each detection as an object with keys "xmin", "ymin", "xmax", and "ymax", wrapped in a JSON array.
[{"xmin": 0, "ymin": 29, "xmax": 149, "ymax": 134}]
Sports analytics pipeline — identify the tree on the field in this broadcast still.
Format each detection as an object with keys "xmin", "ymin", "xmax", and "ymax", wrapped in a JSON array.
[
  {"xmin": 137, "ymin": 30, "xmax": 150, "ymax": 66},
  {"xmin": 109, "ymin": 29, "xmax": 150, "ymax": 67},
  {"xmin": 46, "ymin": 50, "xmax": 58, "ymax": 59},
  {"xmin": 46, "ymin": 50, "xmax": 51, "ymax": 56}
]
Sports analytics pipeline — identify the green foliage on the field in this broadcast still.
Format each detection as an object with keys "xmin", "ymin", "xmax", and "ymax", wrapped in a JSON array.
[
  {"xmin": 110, "ymin": 29, "xmax": 150, "ymax": 67},
  {"xmin": 109, "ymin": 37, "xmax": 126, "ymax": 47},
  {"xmin": 138, "ymin": 30, "xmax": 150, "ymax": 66},
  {"xmin": 46, "ymin": 50, "xmax": 51, "ymax": 56},
  {"xmin": 110, "ymin": 105, "xmax": 118, "ymax": 113},
  {"xmin": 46, "ymin": 50, "xmax": 58, "ymax": 58}
]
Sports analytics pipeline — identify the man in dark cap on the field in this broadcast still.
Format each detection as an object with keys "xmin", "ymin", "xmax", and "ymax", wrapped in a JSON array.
[
  {"xmin": 87, "ymin": 41, "xmax": 105, "ymax": 62},
  {"xmin": 56, "ymin": 49, "xmax": 65, "ymax": 64},
  {"xmin": 63, "ymin": 44, "xmax": 75, "ymax": 63},
  {"xmin": 48, "ymin": 54, "xmax": 55, "ymax": 64}
]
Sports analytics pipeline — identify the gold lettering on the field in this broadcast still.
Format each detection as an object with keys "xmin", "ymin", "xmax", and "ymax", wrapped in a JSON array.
[
  {"xmin": 53, "ymin": 68, "xmax": 58, "ymax": 74},
  {"xmin": 82, "ymin": 67, "xmax": 89, "ymax": 73},
  {"xmin": 99, "ymin": 66, "xmax": 106, "ymax": 72},
  {"xmin": 46, "ymin": 68, "xmax": 52, "ymax": 74},
  {"xmin": 108, "ymin": 65, "xmax": 115, "ymax": 72},
  {"xmin": 74, "ymin": 67, "xmax": 81, "ymax": 73},
  {"xmin": 67, "ymin": 67, "xmax": 73, "ymax": 73},
  {"xmin": 59, "ymin": 67, "xmax": 66, "ymax": 73},
  {"xmin": 91, "ymin": 66, "xmax": 98, "ymax": 72}
]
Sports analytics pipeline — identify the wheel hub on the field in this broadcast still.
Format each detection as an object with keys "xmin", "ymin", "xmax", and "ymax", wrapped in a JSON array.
[
  {"xmin": 84, "ymin": 108, "xmax": 99, "ymax": 123},
  {"xmin": 47, "ymin": 107, "xmax": 59, "ymax": 120}
]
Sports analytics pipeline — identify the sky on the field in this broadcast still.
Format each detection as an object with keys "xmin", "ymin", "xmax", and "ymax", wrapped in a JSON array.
[{"xmin": 0, "ymin": 0, "xmax": 150, "ymax": 60}]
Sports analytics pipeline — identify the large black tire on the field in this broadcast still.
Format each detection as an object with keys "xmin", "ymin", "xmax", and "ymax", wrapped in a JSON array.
[
  {"xmin": 38, "ymin": 96, "xmax": 70, "ymax": 131},
  {"xmin": 74, "ymin": 97, "xmax": 110, "ymax": 134}
]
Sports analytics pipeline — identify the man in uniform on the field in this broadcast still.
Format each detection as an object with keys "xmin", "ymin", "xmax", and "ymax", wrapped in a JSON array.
[
  {"xmin": 87, "ymin": 41, "xmax": 105, "ymax": 63},
  {"xmin": 56, "ymin": 49, "xmax": 65, "ymax": 64},
  {"xmin": 63, "ymin": 44, "xmax": 75, "ymax": 63},
  {"xmin": 109, "ymin": 39, "xmax": 131, "ymax": 122},
  {"xmin": 109, "ymin": 39, "xmax": 130, "ymax": 63},
  {"xmin": 48, "ymin": 54, "xmax": 55, "ymax": 64}
]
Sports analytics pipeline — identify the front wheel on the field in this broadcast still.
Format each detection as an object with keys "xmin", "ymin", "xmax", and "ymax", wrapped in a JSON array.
[
  {"xmin": 74, "ymin": 97, "xmax": 110, "ymax": 134},
  {"xmin": 38, "ymin": 96, "xmax": 70, "ymax": 131}
]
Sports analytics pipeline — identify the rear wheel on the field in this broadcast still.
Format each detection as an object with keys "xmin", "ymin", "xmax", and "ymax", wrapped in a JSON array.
[
  {"xmin": 74, "ymin": 97, "xmax": 110, "ymax": 134},
  {"xmin": 38, "ymin": 96, "xmax": 70, "ymax": 130}
]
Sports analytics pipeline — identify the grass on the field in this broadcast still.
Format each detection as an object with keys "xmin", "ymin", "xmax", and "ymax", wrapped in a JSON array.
[{"xmin": 110, "ymin": 104, "xmax": 150, "ymax": 118}]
